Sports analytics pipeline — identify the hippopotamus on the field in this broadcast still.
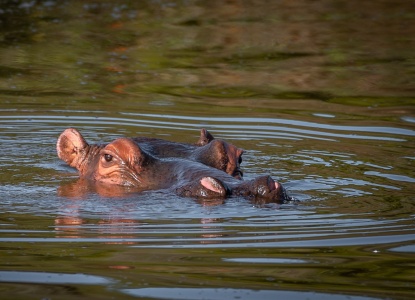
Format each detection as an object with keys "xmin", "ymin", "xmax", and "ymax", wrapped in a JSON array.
[
  {"xmin": 58, "ymin": 128, "xmax": 244, "ymax": 179},
  {"xmin": 56, "ymin": 129, "xmax": 290, "ymax": 203},
  {"xmin": 132, "ymin": 128, "xmax": 244, "ymax": 179}
]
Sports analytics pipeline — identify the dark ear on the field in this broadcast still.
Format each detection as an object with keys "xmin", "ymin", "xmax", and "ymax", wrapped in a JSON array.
[
  {"xmin": 56, "ymin": 128, "xmax": 89, "ymax": 167},
  {"xmin": 195, "ymin": 128, "xmax": 215, "ymax": 146}
]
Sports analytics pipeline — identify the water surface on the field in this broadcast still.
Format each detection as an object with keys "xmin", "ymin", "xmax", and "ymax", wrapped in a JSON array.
[{"xmin": 0, "ymin": 1, "xmax": 414, "ymax": 299}]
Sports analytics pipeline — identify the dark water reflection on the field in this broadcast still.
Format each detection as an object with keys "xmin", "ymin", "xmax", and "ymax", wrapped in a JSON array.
[{"xmin": 1, "ymin": 1, "xmax": 415, "ymax": 299}]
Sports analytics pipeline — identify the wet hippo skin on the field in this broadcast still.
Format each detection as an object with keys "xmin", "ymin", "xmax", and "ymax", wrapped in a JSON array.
[
  {"xmin": 56, "ymin": 129, "xmax": 290, "ymax": 203},
  {"xmin": 133, "ymin": 128, "xmax": 243, "ymax": 179},
  {"xmin": 58, "ymin": 128, "xmax": 244, "ymax": 179}
]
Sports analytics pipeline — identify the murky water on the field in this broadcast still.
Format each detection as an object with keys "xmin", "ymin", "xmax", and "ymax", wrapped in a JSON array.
[{"xmin": 1, "ymin": 1, "xmax": 414, "ymax": 299}]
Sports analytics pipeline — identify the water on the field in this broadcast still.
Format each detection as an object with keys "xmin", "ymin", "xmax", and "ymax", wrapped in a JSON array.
[{"xmin": 1, "ymin": 1, "xmax": 414, "ymax": 299}]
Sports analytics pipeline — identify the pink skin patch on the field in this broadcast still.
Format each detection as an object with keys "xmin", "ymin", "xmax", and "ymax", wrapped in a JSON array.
[
  {"xmin": 274, "ymin": 182, "xmax": 280, "ymax": 191},
  {"xmin": 200, "ymin": 177, "xmax": 223, "ymax": 194},
  {"xmin": 268, "ymin": 177, "xmax": 279, "ymax": 192}
]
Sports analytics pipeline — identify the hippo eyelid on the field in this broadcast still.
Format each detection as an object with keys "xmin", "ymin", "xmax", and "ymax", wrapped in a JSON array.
[{"xmin": 100, "ymin": 149, "xmax": 120, "ymax": 165}]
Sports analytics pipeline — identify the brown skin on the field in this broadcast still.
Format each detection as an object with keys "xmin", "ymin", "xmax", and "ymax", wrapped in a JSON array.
[
  {"xmin": 58, "ymin": 128, "xmax": 244, "ymax": 179},
  {"xmin": 190, "ymin": 140, "xmax": 243, "ymax": 179},
  {"xmin": 57, "ymin": 131, "xmax": 290, "ymax": 203},
  {"xmin": 132, "ymin": 129, "xmax": 243, "ymax": 179}
]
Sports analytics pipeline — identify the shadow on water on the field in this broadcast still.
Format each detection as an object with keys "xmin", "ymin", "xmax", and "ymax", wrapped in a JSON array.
[{"xmin": 0, "ymin": 0, "xmax": 415, "ymax": 299}]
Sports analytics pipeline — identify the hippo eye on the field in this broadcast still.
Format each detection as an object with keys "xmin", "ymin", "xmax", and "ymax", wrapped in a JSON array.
[{"xmin": 104, "ymin": 154, "xmax": 113, "ymax": 162}]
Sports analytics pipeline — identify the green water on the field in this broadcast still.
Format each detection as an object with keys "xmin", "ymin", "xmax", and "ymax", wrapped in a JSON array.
[{"xmin": 0, "ymin": 1, "xmax": 414, "ymax": 299}]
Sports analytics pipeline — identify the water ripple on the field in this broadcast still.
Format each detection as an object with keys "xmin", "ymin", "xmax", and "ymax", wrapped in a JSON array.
[
  {"xmin": 0, "ymin": 114, "xmax": 412, "ymax": 143},
  {"xmin": 121, "ymin": 288, "xmax": 383, "ymax": 300},
  {"xmin": 0, "ymin": 271, "xmax": 113, "ymax": 285},
  {"xmin": 364, "ymin": 171, "xmax": 415, "ymax": 183},
  {"xmin": 1, "ymin": 213, "xmax": 413, "ymax": 250},
  {"xmin": 122, "ymin": 113, "xmax": 415, "ymax": 137}
]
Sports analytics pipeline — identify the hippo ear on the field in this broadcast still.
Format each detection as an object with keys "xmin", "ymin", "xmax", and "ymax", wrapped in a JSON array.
[
  {"xmin": 195, "ymin": 128, "xmax": 215, "ymax": 146},
  {"xmin": 56, "ymin": 128, "xmax": 89, "ymax": 167}
]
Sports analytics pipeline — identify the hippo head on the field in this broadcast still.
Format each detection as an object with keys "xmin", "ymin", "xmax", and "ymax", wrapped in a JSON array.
[
  {"xmin": 93, "ymin": 138, "xmax": 152, "ymax": 186},
  {"xmin": 194, "ymin": 128, "xmax": 244, "ymax": 179},
  {"xmin": 194, "ymin": 139, "xmax": 244, "ymax": 180},
  {"xmin": 57, "ymin": 129, "xmax": 152, "ymax": 187},
  {"xmin": 57, "ymin": 128, "xmax": 290, "ymax": 203},
  {"xmin": 57, "ymin": 129, "xmax": 231, "ymax": 197}
]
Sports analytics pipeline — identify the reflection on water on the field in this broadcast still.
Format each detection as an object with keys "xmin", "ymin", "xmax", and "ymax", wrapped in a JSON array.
[
  {"xmin": 1, "ymin": 0, "xmax": 414, "ymax": 100},
  {"xmin": 121, "ymin": 288, "xmax": 383, "ymax": 300},
  {"xmin": 0, "ymin": 111, "xmax": 414, "ymax": 298},
  {"xmin": 1, "ymin": 110, "xmax": 414, "ymax": 298},
  {"xmin": 0, "ymin": 271, "xmax": 112, "ymax": 285},
  {"xmin": 222, "ymin": 258, "xmax": 310, "ymax": 264},
  {"xmin": 0, "ymin": 0, "xmax": 414, "ymax": 299}
]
